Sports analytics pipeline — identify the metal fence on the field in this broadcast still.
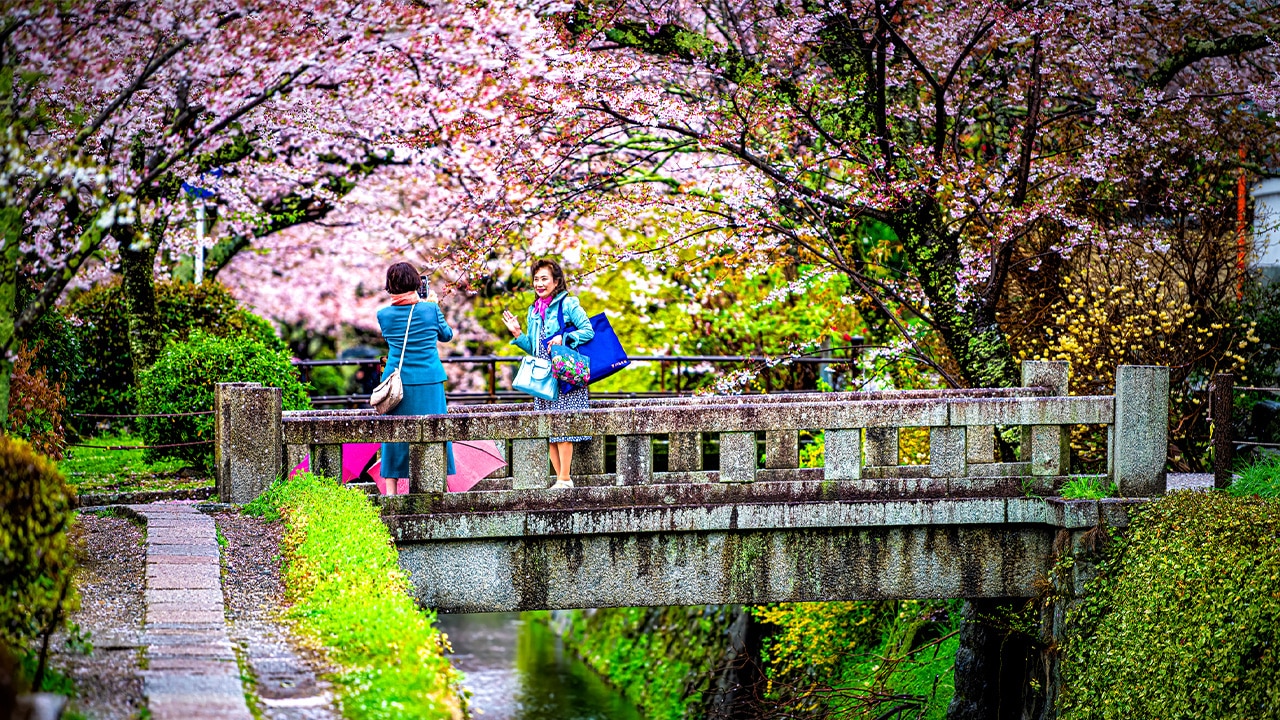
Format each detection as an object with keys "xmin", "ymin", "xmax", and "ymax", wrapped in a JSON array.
[{"xmin": 292, "ymin": 353, "xmax": 859, "ymax": 406}]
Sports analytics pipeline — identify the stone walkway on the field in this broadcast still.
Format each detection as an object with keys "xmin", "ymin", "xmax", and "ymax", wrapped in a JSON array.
[{"xmin": 130, "ymin": 504, "xmax": 253, "ymax": 720}]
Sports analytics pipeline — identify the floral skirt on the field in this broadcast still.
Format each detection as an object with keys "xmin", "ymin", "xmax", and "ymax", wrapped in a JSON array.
[{"xmin": 534, "ymin": 385, "xmax": 591, "ymax": 442}]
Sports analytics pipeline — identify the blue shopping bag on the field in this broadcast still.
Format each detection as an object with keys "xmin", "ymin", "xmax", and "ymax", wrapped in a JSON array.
[{"xmin": 555, "ymin": 304, "xmax": 631, "ymax": 385}]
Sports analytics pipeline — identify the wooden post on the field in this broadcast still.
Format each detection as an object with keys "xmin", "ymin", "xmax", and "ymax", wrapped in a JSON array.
[{"xmin": 1210, "ymin": 372, "xmax": 1235, "ymax": 489}]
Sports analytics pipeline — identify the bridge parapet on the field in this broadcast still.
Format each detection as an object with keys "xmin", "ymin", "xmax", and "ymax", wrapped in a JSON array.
[{"xmin": 215, "ymin": 361, "xmax": 1168, "ymax": 503}]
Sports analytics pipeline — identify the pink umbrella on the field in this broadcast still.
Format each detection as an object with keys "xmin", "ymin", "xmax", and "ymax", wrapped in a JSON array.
[
  {"xmin": 367, "ymin": 440, "xmax": 506, "ymax": 494},
  {"xmin": 288, "ymin": 443, "xmax": 381, "ymax": 482},
  {"xmin": 292, "ymin": 441, "xmax": 506, "ymax": 494},
  {"xmin": 447, "ymin": 440, "xmax": 507, "ymax": 492}
]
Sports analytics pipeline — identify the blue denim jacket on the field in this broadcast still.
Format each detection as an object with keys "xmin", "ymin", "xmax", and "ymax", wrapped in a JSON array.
[{"xmin": 512, "ymin": 293, "xmax": 594, "ymax": 355}]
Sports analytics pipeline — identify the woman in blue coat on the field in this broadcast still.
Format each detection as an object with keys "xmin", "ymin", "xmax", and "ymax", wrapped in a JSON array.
[
  {"xmin": 502, "ymin": 258, "xmax": 594, "ymax": 488},
  {"xmin": 377, "ymin": 262, "xmax": 455, "ymax": 495}
]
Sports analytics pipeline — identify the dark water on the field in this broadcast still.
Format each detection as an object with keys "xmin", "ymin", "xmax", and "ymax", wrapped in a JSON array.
[{"xmin": 436, "ymin": 613, "xmax": 644, "ymax": 720}]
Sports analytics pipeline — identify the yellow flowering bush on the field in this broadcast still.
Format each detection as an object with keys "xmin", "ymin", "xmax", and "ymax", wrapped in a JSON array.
[{"xmin": 1014, "ymin": 267, "xmax": 1257, "ymax": 471}]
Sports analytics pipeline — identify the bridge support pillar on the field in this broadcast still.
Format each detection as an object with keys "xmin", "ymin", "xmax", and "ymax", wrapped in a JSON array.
[
  {"xmin": 214, "ymin": 382, "xmax": 283, "ymax": 504},
  {"xmin": 310, "ymin": 443, "xmax": 342, "ymax": 482},
  {"xmin": 571, "ymin": 436, "xmax": 605, "ymax": 476}
]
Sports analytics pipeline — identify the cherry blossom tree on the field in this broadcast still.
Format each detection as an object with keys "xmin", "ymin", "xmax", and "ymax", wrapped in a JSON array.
[
  {"xmin": 476, "ymin": 0, "xmax": 1280, "ymax": 390},
  {"xmin": 0, "ymin": 0, "xmax": 563, "ymax": 419}
]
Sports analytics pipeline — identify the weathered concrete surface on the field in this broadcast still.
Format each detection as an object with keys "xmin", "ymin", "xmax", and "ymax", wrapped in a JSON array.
[
  {"xmin": 1114, "ymin": 365, "xmax": 1170, "ymax": 497},
  {"xmin": 215, "ymin": 383, "xmax": 283, "ymax": 504},
  {"xmin": 398, "ymin": 525, "xmax": 1060, "ymax": 612},
  {"xmin": 392, "ymin": 494, "xmax": 1146, "ymax": 612}
]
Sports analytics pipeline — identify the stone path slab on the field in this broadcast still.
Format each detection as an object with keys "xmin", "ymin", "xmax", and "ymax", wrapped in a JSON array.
[{"xmin": 131, "ymin": 504, "xmax": 252, "ymax": 720}]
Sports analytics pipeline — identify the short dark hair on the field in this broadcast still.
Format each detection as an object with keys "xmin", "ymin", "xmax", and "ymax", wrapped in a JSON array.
[
  {"xmin": 386, "ymin": 262, "xmax": 421, "ymax": 294},
  {"xmin": 530, "ymin": 258, "xmax": 568, "ymax": 297}
]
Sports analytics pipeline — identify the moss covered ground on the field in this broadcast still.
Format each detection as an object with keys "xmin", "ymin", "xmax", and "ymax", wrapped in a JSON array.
[{"xmin": 245, "ymin": 472, "xmax": 463, "ymax": 719}]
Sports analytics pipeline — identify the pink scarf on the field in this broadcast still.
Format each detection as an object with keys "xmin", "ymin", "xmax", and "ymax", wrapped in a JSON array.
[
  {"xmin": 390, "ymin": 291, "xmax": 419, "ymax": 306},
  {"xmin": 533, "ymin": 295, "xmax": 553, "ymax": 318}
]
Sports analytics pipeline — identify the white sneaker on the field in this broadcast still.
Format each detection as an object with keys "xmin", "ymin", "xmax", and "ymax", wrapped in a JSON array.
[{"xmin": 551, "ymin": 479, "xmax": 574, "ymax": 489}]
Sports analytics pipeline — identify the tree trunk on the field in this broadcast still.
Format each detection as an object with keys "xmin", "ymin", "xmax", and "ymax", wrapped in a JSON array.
[
  {"xmin": 0, "ymin": 207, "xmax": 21, "ymax": 425},
  {"xmin": 116, "ymin": 227, "xmax": 165, "ymax": 378},
  {"xmin": 898, "ymin": 204, "xmax": 1020, "ymax": 390}
]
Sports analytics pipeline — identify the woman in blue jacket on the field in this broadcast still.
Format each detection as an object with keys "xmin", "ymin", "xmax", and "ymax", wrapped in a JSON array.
[
  {"xmin": 502, "ymin": 258, "xmax": 594, "ymax": 488},
  {"xmin": 378, "ymin": 262, "xmax": 455, "ymax": 495}
]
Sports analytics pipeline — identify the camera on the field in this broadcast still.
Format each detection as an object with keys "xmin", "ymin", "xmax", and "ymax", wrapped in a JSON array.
[{"xmin": 417, "ymin": 274, "xmax": 429, "ymax": 298}]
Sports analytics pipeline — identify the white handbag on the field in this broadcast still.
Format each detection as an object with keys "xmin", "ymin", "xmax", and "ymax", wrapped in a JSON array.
[
  {"xmin": 370, "ymin": 304, "xmax": 415, "ymax": 414},
  {"xmin": 513, "ymin": 356, "xmax": 560, "ymax": 401}
]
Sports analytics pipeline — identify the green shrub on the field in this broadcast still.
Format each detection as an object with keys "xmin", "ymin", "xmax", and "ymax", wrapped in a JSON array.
[
  {"xmin": 1228, "ymin": 455, "xmax": 1280, "ymax": 499},
  {"xmin": 0, "ymin": 435, "xmax": 78, "ymax": 656},
  {"xmin": 15, "ymin": 283, "xmax": 83, "ymax": 404},
  {"xmin": 1059, "ymin": 476, "xmax": 1118, "ymax": 500},
  {"xmin": 65, "ymin": 280, "xmax": 285, "ymax": 420},
  {"xmin": 243, "ymin": 473, "xmax": 463, "ymax": 719},
  {"xmin": 135, "ymin": 332, "xmax": 310, "ymax": 472},
  {"xmin": 1058, "ymin": 491, "xmax": 1280, "ymax": 719}
]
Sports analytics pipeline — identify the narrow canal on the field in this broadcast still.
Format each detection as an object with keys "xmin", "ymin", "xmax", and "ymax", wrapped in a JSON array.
[{"xmin": 437, "ymin": 613, "xmax": 644, "ymax": 720}]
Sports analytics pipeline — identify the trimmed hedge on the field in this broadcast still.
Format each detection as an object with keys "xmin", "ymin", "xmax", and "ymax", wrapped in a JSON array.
[
  {"xmin": 244, "ymin": 473, "xmax": 464, "ymax": 719},
  {"xmin": 65, "ymin": 280, "xmax": 284, "ymax": 419},
  {"xmin": 135, "ymin": 332, "xmax": 310, "ymax": 472},
  {"xmin": 1058, "ymin": 491, "xmax": 1280, "ymax": 719},
  {"xmin": 0, "ymin": 436, "xmax": 77, "ymax": 653}
]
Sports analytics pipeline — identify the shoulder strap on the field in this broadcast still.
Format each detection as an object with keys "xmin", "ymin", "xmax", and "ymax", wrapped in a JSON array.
[{"xmin": 395, "ymin": 304, "xmax": 415, "ymax": 373}]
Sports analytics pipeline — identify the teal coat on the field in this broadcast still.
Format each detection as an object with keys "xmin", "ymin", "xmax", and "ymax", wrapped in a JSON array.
[
  {"xmin": 512, "ymin": 292, "xmax": 594, "ymax": 355},
  {"xmin": 377, "ymin": 302, "xmax": 454, "ymax": 385}
]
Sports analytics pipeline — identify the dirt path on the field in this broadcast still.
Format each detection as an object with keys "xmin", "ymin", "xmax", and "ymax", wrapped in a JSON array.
[
  {"xmin": 215, "ymin": 512, "xmax": 339, "ymax": 720},
  {"xmin": 52, "ymin": 513, "xmax": 147, "ymax": 720}
]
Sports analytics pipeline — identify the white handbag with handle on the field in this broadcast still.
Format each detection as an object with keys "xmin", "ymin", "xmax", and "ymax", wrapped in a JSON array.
[{"xmin": 370, "ymin": 304, "xmax": 415, "ymax": 414}]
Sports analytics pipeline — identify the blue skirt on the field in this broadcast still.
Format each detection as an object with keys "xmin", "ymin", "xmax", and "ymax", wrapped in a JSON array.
[{"xmin": 381, "ymin": 383, "xmax": 455, "ymax": 478}]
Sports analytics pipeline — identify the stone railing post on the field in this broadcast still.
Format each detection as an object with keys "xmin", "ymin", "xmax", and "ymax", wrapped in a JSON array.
[
  {"xmin": 511, "ymin": 438, "xmax": 549, "ymax": 489},
  {"xmin": 865, "ymin": 428, "xmax": 898, "ymax": 466},
  {"xmin": 571, "ymin": 436, "xmax": 605, "ymax": 476},
  {"xmin": 718, "ymin": 431, "xmax": 756, "ymax": 482},
  {"xmin": 824, "ymin": 428, "xmax": 862, "ymax": 480},
  {"xmin": 410, "ymin": 442, "xmax": 449, "ymax": 494},
  {"xmin": 1022, "ymin": 360, "xmax": 1070, "ymax": 476},
  {"xmin": 668, "ymin": 433, "xmax": 703, "ymax": 472},
  {"xmin": 1209, "ymin": 372, "xmax": 1235, "ymax": 489},
  {"xmin": 1113, "ymin": 365, "xmax": 1169, "ymax": 496},
  {"xmin": 929, "ymin": 426, "xmax": 967, "ymax": 478},
  {"xmin": 214, "ymin": 382, "xmax": 283, "ymax": 504},
  {"xmin": 616, "ymin": 435, "xmax": 654, "ymax": 485},
  {"xmin": 764, "ymin": 430, "xmax": 799, "ymax": 470}
]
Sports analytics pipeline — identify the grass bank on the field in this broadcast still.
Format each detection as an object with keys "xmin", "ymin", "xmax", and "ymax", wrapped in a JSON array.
[{"xmin": 245, "ymin": 472, "xmax": 463, "ymax": 719}]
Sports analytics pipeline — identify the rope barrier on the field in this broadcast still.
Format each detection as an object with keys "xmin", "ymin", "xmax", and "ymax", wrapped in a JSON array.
[
  {"xmin": 67, "ymin": 440, "xmax": 214, "ymax": 450},
  {"xmin": 72, "ymin": 410, "xmax": 214, "ymax": 418}
]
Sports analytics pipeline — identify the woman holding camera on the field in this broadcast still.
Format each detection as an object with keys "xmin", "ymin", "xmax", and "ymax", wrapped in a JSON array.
[
  {"xmin": 503, "ymin": 258, "xmax": 594, "ymax": 488},
  {"xmin": 377, "ymin": 262, "xmax": 455, "ymax": 496}
]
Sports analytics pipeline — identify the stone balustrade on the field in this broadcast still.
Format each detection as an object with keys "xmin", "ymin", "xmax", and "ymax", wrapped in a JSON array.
[{"xmin": 214, "ymin": 361, "xmax": 1170, "ymax": 504}]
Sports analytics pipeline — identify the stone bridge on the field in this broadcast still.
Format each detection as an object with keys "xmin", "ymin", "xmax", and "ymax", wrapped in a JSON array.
[{"xmin": 215, "ymin": 362, "xmax": 1169, "ymax": 614}]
